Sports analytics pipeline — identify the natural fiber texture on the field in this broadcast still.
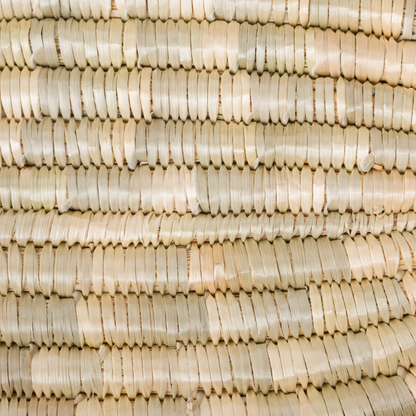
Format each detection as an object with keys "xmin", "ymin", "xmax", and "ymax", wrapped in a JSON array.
[
  {"xmin": 3, "ymin": 117, "xmax": 416, "ymax": 174},
  {"xmin": 3, "ymin": 0, "xmax": 416, "ymax": 412},
  {"xmin": 1, "ymin": 0, "xmax": 416, "ymax": 42},
  {"xmin": 0, "ymin": 208, "xmax": 414, "ymax": 248},
  {"xmin": 2, "ymin": 20, "xmax": 416, "ymax": 88},
  {"xmin": 0, "ymin": 394, "xmax": 74, "ymax": 415},
  {"xmin": 4, "ymin": 374, "xmax": 416, "ymax": 416},
  {"xmin": 3, "ymin": 67, "xmax": 416, "ymax": 131},
  {"xmin": 2, "ymin": 323, "xmax": 416, "ymax": 398},
  {"xmin": 2, "ymin": 164, "xmax": 416, "ymax": 216},
  {"xmin": 2, "ymin": 231, "xmax": 416, "ymax": 296},
  {"xmin": 0, "ymin": 276, "xmax": 413, "ymax": 348}
]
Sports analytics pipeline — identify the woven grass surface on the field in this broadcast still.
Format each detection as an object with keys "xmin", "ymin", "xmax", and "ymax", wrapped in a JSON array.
[
  {"xmin": 0, "ymin": 208, "xmax": 412, "ymax": 246},
  {"xmin": 4, "ymin": 66, "xmax": 416, "ymax": 131},
  {"xmin": 1, "ymin": 164, "xmax": 416, "ymax": 216},
  {"xmin": 0, "ymin": 280, "xmax": 414, "ymax": 347},
  {"xmin": 2, "ymin": 230, "xmax": 416, "ymax": 295},
  {"xmin": 2, "ymin": 20, "xmax": 416, "ymax": 89},
  {"xmin": 2, "ymin": 0, "xmax": 416, "ymax": 414},
  {"xmin": 1, "ymin": 329, "xmax": 416, "ymax": 398},
  {"xmin": 1, "ymin": 0, "xmax": 416, "ymax": 42},
  {"xmin": 3, "ymin": 378, "xmax": 416, "ymax": 416},
  {"xmin": 2, "ymin": 118, "xmax": 416, "ymax": 173}
]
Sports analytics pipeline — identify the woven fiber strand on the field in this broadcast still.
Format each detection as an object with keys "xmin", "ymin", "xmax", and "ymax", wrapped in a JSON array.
[
  {"xmin": 3, "ymin": 20, "xmax": 416, "ymax": 89},
  {"xmin": 3, "ymin": 118, "xmax": 416, "ymax": 174},
  {"xmin": 0, "ymin": 208, "xmax": 413, "ymax": 248},
  {"xmin": 0, "ymin": 394, "xmax": 74, "ymax": 415},
  {"xmin": 4, "ymin": 377, "xmax": 416, "ymax": 416},
  {"xmin": 3, "ymin": 67, "xmax": 416, "ymax": 131},
  {"xmin": 0, "ymin": 277, "xmax": 413, "ymax": 348},
  {"xmin": 1, "ymin": 0, "xmax": 416, "ymax": 42},
  {"xmin": 2, "ymin": 325, "xmax": 415, "ymax": 398},
  {"xmin": 72, "ymin": 381, "xmax": 416, "ymax": 416},
  {"xmin": 2, "ymin": 231, "xmax": 416, "ymax": 296},
  {"xmin": 2, "ymin": 164, "xmax": 416, "ymax": 216}
]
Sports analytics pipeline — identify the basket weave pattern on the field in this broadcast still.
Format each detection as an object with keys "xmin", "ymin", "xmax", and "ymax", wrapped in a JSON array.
[{"xmin": 3, "ymin": 0, "xmax": 416, "ymax": 415}]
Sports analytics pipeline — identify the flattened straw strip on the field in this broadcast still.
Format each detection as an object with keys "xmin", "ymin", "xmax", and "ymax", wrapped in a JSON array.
[
  {"xmin": 4, "ymin": 67, "xmax": 416, "ymax": 132},
  {"xmin": 4, "ymin": 164, "xmax": 416, "ymax": 216},
  {"xmin": 5, "ymin": 330, "xmax": 416, "ymax": 399},
  {"xmin": 6, "ymin": 379, "xmax": 416, "ymax": 416},
  {"xmin": 4, "ymin": 21, "xmax": 416, "ymax": 87},
  {"xmin": 1, "ymin": 0, "xmax": 415, "ymax": 40},
  {"xmin": 2, "ymin": 231, "xmax": 416, "ymax": 295}
]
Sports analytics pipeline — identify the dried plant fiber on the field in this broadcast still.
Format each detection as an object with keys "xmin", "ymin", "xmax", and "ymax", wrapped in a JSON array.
[
  {"xmin": 1, "ymin": 0, "xmax": 416, "ymax": 42},
  {"xmin": 2, "ymin": 117, "xmax": 416, "ymax": 174}
]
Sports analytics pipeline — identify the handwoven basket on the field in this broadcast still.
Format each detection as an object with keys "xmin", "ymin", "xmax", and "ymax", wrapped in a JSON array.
[{"xmin": 2, "ymin": 0, "xmax": 416, "ymax": 415}]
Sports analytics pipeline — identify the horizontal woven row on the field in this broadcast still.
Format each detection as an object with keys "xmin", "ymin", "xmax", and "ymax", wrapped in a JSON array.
[
  {"xmin": 3, "ymin": 164, "xmax": 416, "ymax": 216},
  {"xmin": 0, "ymin": 208, "xmax": 412, "ymax": 248},
  {"xmin": 1, "ymin": 321, "xmax": 414, "ymax": 398},
  {"xmin": 4, "ymin": 118, "xmax": 416, "ymax": 174},
  {"xmin": 4, "ymin": 375, "xmax": 416, "ymax": 416},
  {"xmin": 1, "ymin": 231, "xmax": 416, "ymax": 296},
  {"xmin": 0, "ymin": 276, "xmax": 413, "ymax": 348},
  {"xmin": 3, "ymin": 68, "xmax": 416, "ymax": 132},
  {"xmin": 1, "ymin": 394, "xmax": 74, "ymax": 416},
  {"xmin": 4, "ymin": 20, "xmax": 416, "ymax": 88},
  {"xmin": 86, "ymin": 280, "xmax": 411, "ymax": 343},
  {"xmin": 63, "ymin": 378, "xmax": 416, "ymax": 416},
  {"xmin": 0, "ymin": 0, "xmax": 415, "ymax": 41}
]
